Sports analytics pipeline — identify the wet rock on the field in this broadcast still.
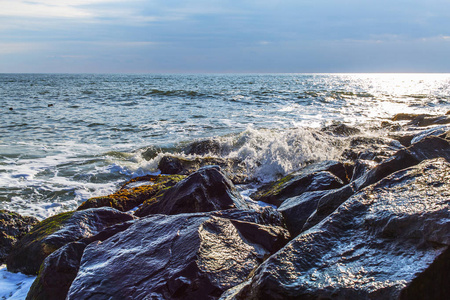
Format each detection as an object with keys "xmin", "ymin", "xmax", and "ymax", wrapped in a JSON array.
[
  {"xmin": 407, "ymin": 115, "xmax": 450, "ymax": 127},
  {"xmin": 66, "ymin": 212, "xmax": 290, "ymax": 300},
  {"xmin": 230, "ymin": 158, "xmax": 450, "ymax": 299},
  {"xmin": 391, "ymin": 113, "xmax": 432, "ymax": 121},
  {"xmin": 135, "ymin": 166, "xmax": 249, "ymax": 217},
  {"xmin": 183, "ymin": 139, "xmax": 222, "ymax": 156},
  {"xmin": 354, "ymin": 136, "xmax": 450, "ymax": 191},
  {"xmin": 0, "ymin": 210, "xmax": 39, "ymax": 264},
  {"xmin": 410, "ymin": 125, "xmax": 450, "ymax": 144},
  {"xmin": 304, "ymin": 136, "xmax": 450, "ymax": 230},
  {"xmin": 341, "ymin": 136, "xmax": 403, "ymax": 162},
  {"xmin": 158, "ymin": 155, "xmax": 248, "ymax": 184},
  {"xmin": 26, "ymin": 221, "xmax": 134, "ymax": 300},
  {"xmin": 439, "ymin": 130, "xmax": 450, "ymax": 140},
  {"xmin": 322, "ymin": 123, "xmax": 361, "ymax": 136},
  {"xmin": 277, "ymin": 190, "xmax": 329, "ymax": 237},
  {"xmin": 250, "ymin": 161, "xmax": 347, "ymax": 207},
  {"xmin": 6, "ymin": 208, "xmax": 134, "ymax": 275},
  {"xmin": 77, "ymin": 174, "xmax": 186, "ymax": 212}
]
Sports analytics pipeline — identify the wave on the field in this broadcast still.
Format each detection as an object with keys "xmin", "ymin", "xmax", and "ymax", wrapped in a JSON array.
[{"xmin": 127, "ymin": 126, "xmax": 348, "ymax": 183}]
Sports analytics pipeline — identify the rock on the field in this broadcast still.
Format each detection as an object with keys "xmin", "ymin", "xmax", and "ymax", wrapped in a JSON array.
[
  {"xmin": 341, "ymin": 136, "xmax": 404, "ymax": 162},
  {"xmin": 447, "ymin": 110, "xmax": 450, "ymax": 115},
  {"xmin": 26, "ymin": 221, "xmax": 134, "ymax": 300},
  {"xmin": 303, "ymin": 136, "xmax": 450, "ymax": 231},
  {"xmin": 27, "ymin": 207, "xmax": 285, "ymax": 300},
  {"xmin": 183, "ymin": 139, "xmax": 222, "ymax": 156},
  {"xmin": 407, "ymin": 115, "xmax": 450, "ymax": 127},
  {"xmin": 250, "ymin": 161, "xmax": 347, "ymax": 207},
  {"xmin": 135, "ymin": 166, "xmax": 248, "ymax": 217},
  {"xmin": 0, "ymin": 210, "xmax": 39, "ymax": 264},
  {"xmin": 158, "ymin": 155, "xmax": 248, "ymax": 184},
  {"xmin": 230, "ymin": 158, "xmax": 450, "ymax": 299},
  {"xmin": 439, "ymin": 130, "xmax": 450, "ymax": 140},
  {"xmin": 391, "ymin": 113, "xmax": 432, "ymax": 121},
  {"xmin": 410, "ymin": 125, "xmax": 450, "ymax": 144},
  {"xmin": 322, "ymin": 123, "xmax": 361, "ymax": 136},
  {"xmin": 66, "ymin": 212, "xmax": 290, "ymax": 300},
  {"xmin": 277, "ymin": 190, "xmax": 329, "ymax": 237},
  {"xmin": 77, "ymin": 174, "xmax": 186, "ymax": 212},
  {"xmin": 6, "ymin": 208, "xmax": 134, "ymax": 275},
  {"xmin": 355, "ymin": 136, "xmax": 450, "ymax": 191}
]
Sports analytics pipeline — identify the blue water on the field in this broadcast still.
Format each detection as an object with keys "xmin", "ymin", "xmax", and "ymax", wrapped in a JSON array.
[{"xmin": 1, "ymin": 73, "xmax": 450, "ymax": 218}]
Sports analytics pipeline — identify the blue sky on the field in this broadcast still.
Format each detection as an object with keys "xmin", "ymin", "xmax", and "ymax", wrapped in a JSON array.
[{"xmin": 1, "ymin": 0, "xmax": 449, "ymax": 73}]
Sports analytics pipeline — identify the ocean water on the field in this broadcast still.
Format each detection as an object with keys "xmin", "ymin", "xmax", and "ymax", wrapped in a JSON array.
[{"xmin": 1, "ymin": 73, "xmax": 450, "ymax": 220}]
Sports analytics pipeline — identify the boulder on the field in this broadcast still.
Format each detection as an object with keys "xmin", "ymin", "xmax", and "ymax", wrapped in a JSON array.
[
  {"xmin": 277, "ymin": 190, "xmax": 329, "ymax": 237},
  {"xmin": 322, "ymin": 123, "xmax": 361, "ymax": 136},
  {"xmin": 391, "ymin": 113, "xmax": 432, "ymax": 121},
  {"xmin": 135, "ymin": 166, "xmax": 248, "ymax": 217},
  {"xmin": 303, "ymin": 136, "xmax": 450, "ymax": 230},
  {"xmin": 0, "ymin": 210, "xmax": 39, "ymax": 263},
  {"xmin": 407, "ymin": 115, "xmax": 450, "ymax": 127},
  {"xmin": 183, "ymin": 139, "xmax": 222, "ymax": 156},
  {"xmin": 229, "ymin": 158, "xmax": 450, "ymax": 299},
  {"xmin": 410, "ymin": 125, "xmax": 450, "ymax": 144},
  {"xmin": 77, "ymin": 175, "xmax": 186, "ymax": 211},
  {"xmin": 250, "ymin": 161, "xmax": 348, "ymax": 207},
  {"xmin": 66, "ymin": 211, "xmax": 290, "ymax": 300},
  {"xmin": 158, "ymin": 155, "xmax": 248, "ymax": 184},
  {"xmin": 26, "ymin": 221, "xmax": 134, "ymax": 300},
  {"xmin": 6, "ymin": 208, "xmax": 134, "ymax": 275},
  {"xmin": 341, "ymin": 136, "xmax": 404, "ymax": 162}
]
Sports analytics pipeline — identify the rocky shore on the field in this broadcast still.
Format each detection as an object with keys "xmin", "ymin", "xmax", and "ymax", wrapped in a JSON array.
[{"xmin": 1, "ymin": 112, "xmax": 449, "ymax": 299}]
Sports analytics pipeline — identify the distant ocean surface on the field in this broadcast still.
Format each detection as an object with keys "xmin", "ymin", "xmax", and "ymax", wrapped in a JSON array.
[{"xmin": 1, "ymin": 73, "xmax": 450, "ymax": 219}]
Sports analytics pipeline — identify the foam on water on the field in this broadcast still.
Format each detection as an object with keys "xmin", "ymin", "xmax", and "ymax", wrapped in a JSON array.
[
  {"xmin": 0, "ymin": 265, "xmax": 35, "ymax": 300},
  {"xmin": 1, "ymin": 73, "xmax": 449, "ymax": 219}
]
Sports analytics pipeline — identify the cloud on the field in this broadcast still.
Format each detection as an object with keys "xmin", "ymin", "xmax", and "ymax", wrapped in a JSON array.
[{"xmin": 0, "ymin": 42, "xmax": 46, "ymax": 54}]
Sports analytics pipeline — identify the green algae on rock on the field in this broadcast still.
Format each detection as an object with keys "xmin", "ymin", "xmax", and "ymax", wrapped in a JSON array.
[
  {"xmin": 77, "ymin": 174, "xmax": 186, "ymax": 212},
  {"xmin": 6, "ymin": 208, "xmax": 134, "ymax": 275},
  {"xmin": 0, "ymin": 210, "xmax": 39, "ymax": 264}
]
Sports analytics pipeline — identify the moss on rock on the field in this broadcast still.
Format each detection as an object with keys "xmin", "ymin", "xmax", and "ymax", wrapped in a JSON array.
[{"xmin": 77, "ymin": 174, "xmax": 186, "ymax": 212}]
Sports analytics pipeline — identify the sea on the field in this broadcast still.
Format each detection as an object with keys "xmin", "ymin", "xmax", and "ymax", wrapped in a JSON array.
[
  {"xmin": 1, "ymin": 73, "xmax": 450, "ymax": 298},
  {"xmin": 1, "ymin": 73, "xmax": 450, "ymax": 220}
]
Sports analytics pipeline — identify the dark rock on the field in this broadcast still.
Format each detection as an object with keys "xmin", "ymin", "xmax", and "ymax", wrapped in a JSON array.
[
  {"xmin": 250, "ymin": 161, "xmax": 347, "ymax": 207},
  {"xmin": 230, "ymin": 158, "xmax": 450, "ymax": 299},
  {"xmin": 210, "ymin": 207, "xmax": 286, "ymax": 228},
  {"xmin": 410, "ymin": 125, "xmax": 450, "ymax": 144},
  {"xmin": 158, "ymin": 155, "xmax": 248, "ymax": 184},
  {"xmin": 389, "ymin": 133, "xmax": 415, "ymax": 147},
  {"xmin": 184, "ymin": 139, "xmax": 222, "ymax": 156},
  {"xmin": 0, "ymin": 210, "xmax": 39, "ymax": 264},
  {"xmin": 355, "ymin": 136, "xmax": 450, "ymax": 191},
  {"xmin": 303, "ymin": 136, "xmax": 450, "ymax": 231},
  {"xmin": 439, "ymin": 130, "xmax": 450, "ymax": 140},
  {"xmin": 278, "ymin": 190, "xmax": 329, "ymax": 237},
  {"xmin": 66, "ymin": 212, "xmax": 290, "ymax": 300},
  {"xmin": 447, "ymin": 110, "xmax": 450, "ymax": 115},
  {"xmin": 77, "ymin": 174, "xmax": 185, "ymax": 212},
  {"xmin": 407, "ymin": 115, "xmax": 450, "ymax": 127},
  {"xmin": 7, "ymin": 208, "xmax": 134, "ymax": 275},
  {"xmin": 391, "ymin": 113, "xmax": 432, "ymax": 121},
  {"xmin": 341, "ymin": 136, "xmax": 403, "ymax": 162},
  {"xmin": 26, "ymin": 221, "xmax": 134, "ymax": 300},
  {"xmin": 350, "ymin": 159, "xmax": 377, "ymax": 182},
  {"xmin": 135, "ymin": 166, "xmax": 249, "ymax": 217},
  {"xmin": 322, "ymin": 123, "xmax": 361, "ymax": 136}
]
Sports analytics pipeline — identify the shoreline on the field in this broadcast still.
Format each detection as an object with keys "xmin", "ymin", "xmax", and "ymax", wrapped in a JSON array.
[{"xmin": 1, "ymin": 112, "xmax": 449, "ymax": 299}]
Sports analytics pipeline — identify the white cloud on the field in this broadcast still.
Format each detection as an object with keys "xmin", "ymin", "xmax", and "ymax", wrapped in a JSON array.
[{"xmin": 0, "ymin": 42, "xmax": 46, "ymax": 54}]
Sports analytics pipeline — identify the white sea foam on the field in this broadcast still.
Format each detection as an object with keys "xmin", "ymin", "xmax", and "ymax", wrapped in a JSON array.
[{"xmin": 0, "ymin": 265, "xmax": 35, "ymax": 300}]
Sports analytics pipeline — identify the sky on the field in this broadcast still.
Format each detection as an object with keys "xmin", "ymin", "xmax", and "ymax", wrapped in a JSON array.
[{"xmin": 1, "ymin": 0, "xmax": 449, "ymax": 73}]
